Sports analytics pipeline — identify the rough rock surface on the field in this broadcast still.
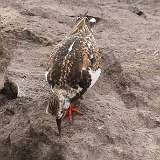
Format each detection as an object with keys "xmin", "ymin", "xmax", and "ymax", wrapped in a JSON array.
[
  {"xmin": 0, "ymin": 20, "xmax": 10, "ymax": 93},
  {"xmin": 0, "ymin": 0, "xmax": 160, "ymax": 160}
]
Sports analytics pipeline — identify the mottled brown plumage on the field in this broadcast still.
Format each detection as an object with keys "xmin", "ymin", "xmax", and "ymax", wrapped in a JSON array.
[{"xmin": 46, "ymin": 16, "xmax": 102, "ymax": 135}]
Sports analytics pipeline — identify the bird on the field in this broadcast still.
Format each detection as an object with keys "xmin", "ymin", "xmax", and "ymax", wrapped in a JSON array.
[{"xmin": 45, "ymin": 14, "xmax": 102, "ymax": 135}]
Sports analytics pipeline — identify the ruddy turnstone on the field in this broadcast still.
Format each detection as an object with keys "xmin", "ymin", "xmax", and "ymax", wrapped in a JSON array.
[{"xmin": 46, "ymin": 15, "xmax": 101, "ymax": 135}]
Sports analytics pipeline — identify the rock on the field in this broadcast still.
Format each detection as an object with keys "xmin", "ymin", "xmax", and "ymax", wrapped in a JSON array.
[
  {"xmin": 0, "ymin": 20, "xmax": 18, "ymax": 103},
  {"xmin": 129, "ymin": 6, "xmax": 146, "ymax": 18}
]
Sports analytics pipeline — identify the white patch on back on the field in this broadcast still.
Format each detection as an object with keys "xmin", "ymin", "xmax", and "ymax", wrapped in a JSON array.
[
  {"xmin": 68, "ymin": 41, "xmax": 75, "ymax": 52},
  {"xmin": 63, "ymin": 98, "xmax": 70, "ymax": 110},
  {"xmin": 45, "ymin": 71, "xmax": 49, "ymax": 81},
  {"xmin": 89, "ymin": 68, "xmax": 101, "ymax": 88}
]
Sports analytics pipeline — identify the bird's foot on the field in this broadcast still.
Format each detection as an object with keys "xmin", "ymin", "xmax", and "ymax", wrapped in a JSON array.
[{"xmin": 66, "ymin": 104, "xmax": 82, "ymax": 122}]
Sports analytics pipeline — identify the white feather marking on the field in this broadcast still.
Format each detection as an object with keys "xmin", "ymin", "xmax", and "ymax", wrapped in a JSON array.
[
  {"xmin": 89, "ymin": 18, "xmax": 96, "ymax": 23},
  {"xmin": 17, "ymin": 83, "xmax": 19, "ymax": 97},
  {"xmin": 87, "ymin": 41, "xmax": 91, "ymax": 48},
  {"xmin": 45, "ymin": 71, "xmax": 49, "ymax": 81},
  {"xmin": 90, "ymin": 54, "xmax": 94, "ymax": 59},
  {"xmin": 89, "ymin": 68, "xmax": 101, "ymax": 88},
  {"xmin": 68, "ymin": 41, "xmax": 75, "ymax": 52}
]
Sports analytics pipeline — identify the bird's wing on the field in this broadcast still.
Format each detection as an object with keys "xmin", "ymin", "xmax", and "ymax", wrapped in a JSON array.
[
  {"xmin": 46, "ymin": 36, "xmax": 77, "ymax": 87},
  {"xmin": 46, "ymin": 34, "xmax": 101, "ymax": 99}
]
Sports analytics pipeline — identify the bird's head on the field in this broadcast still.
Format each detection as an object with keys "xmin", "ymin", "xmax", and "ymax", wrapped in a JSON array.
[
  {"xmin": 46, "ymin": 89, "xmax": 70, "ymax": 135},
  {"xmin": 71, "ymin": 12, "xmax": 97, "ymax": 35}
]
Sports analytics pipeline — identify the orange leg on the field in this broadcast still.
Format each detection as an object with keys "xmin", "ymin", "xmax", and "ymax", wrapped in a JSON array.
[{"xmin": 66, "ymin": 104, "xmax": 82, "ymax": 122}]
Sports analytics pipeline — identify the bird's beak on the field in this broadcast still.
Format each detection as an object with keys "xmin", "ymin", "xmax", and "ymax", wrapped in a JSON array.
[{"xmin": 56, "ymin": 117, "xmax": 62, "ymax": 136}]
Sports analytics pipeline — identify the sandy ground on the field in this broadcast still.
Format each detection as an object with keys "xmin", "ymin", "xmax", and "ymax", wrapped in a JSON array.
[{"xmin": 0, "ymin": 0, "xmax": 160, "ymax": 160}]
